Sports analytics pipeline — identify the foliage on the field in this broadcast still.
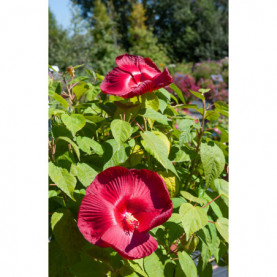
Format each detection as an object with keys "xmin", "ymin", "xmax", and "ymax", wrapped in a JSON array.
[
  {"xmin": 128, "ymin": 2, "xmax": 170, "ymax": 67},
  {"xmin": 89, "ymin": 0, "xmax": 123, "ymax": 74},
  {"xmin": 171, "ymin": 57, "xmax": 229, "ymax": 103},
  {"xmin": 71, "ymin": 0, "xmax": 228, "ymax": 63},
  {"xmin": 49, "ymin": 61, "xmax": 229, "ymax": 276}
]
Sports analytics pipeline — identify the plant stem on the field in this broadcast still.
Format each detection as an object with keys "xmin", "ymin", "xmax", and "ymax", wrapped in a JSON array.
[{"xmin": 202, "ymin": 194, "xmax": 222, "ymax": 209}]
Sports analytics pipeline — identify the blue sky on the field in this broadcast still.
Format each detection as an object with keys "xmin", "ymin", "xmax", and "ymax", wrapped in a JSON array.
[{"xmin": 49, "ymin": 0, "xmax": 72, "ymax": 30}]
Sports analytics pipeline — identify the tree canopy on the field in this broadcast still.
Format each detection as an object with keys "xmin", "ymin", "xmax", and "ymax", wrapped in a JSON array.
[{"xmin": 71, "ymin": 0, "xmax": 228, "ymax": 62}]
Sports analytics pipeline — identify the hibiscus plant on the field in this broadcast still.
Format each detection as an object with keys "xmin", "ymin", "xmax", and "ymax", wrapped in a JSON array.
[{"xmin": 49, "ymin": 54, "xmax": 228, "ymax": 277}]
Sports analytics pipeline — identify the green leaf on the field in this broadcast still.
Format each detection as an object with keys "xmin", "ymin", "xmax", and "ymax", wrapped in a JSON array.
[
  {"xmin": 72, "ymin": 82, "xmax": 90, "ymax": 100},
  {"xmin": 205, "ymin": 110, "xmax": 220, "ymax": 121},
  {"xmin": 140, "ymin": 92, "xmax": 159, "ymax": 111},
  {"xmin": 200, "ymin": 142, "xmax": 225, "ymax": 187},
  {"xmin": 170, "ymin": 83, "xmax": 186, "ymax": 104},
  {"xmin": 214, "ymin": 101, "xmax": 228, "ymax": 111},
  {"xmin": 57, "ymin": 136, "xmax": 80, "ymax": 160},
  {"xmin": 96, "ymin": 73, "xmax": 104, "ymax": 81},
  {"xmin": 75, "ymin": 163, "xmax": 98, "ymax": 187},
  {"xmin": 103, "ymin": 139, "xmax": 129, "ymax": 170},
  {"xmin": 212, "ymin": 179, "xmax": 229, "ymax": 199},
  {"xmin": 152, "ymin": 131, "xmax": 170, "ymax": 155},
  {"xmin": 215, "ymin": 107, "xmax": 228, "ymax": 117},
  {"xmin": 199, "ymin": 88, "xmax": 210, "ymax": 94},
  {"xmin": 203, "ymin": 192, "xmax": 223, "ymax": 218},
  {"xmin": 85, "ymin": 68, "xmax": 96, "ymax": 80},
  {"xmin": 167, "ymin": 213, "xmax": 182, "ymax": 224},
  {"xmin": 189, "ymin": 89, "xmax": 205, "ymax": 100},
  {"xmin": 179, "ymin": 203, "xmax": 208, "ymax": 237},
  {"xmin": 61, "ymin": 114, "xmax": 86, "ymax": 136},
  {"xmin": 175, "ymin": 104, "xmax": 198, "ymax": 110},
  {"xmin": 140, "ymin": 131, "xmax": 178, "ymax": 176},
  {"xmin": 180, "ymin": 191, "xmax": 207, "ymax": 205},
  {"xmin": 125, "ymin": 260, "xmax": 148, "ymax": 277},
  {"xmin": 158, "ymin": 88, "xmax": 172, "ymax": 101},
  {"xmin": 70, "ymin": 252, "xmax": 109, "ymax": 276},
  {"xmin": 215, "ymin": 217, "xmax": 229, "ymax": 243},
  {"xmin": 86, "ymin": 86, "xmax": 101, "ymax": 101},
  {"xmin": 84, "ymin": 115, "xmax": 105, "ymax": 123},
  {"xmin": 49, "ymin": 240, "xmax": 73, "ymax": 277},
  {"xmin": 51, "ymin": 208, "xmax": 85, "ymax": 264},
  {"xmin": 76, "ymin": 136, "xmax": 103, "ymax": 155},
  {"xmin": 139, "ymin": 108, "xmax": 168, "ymax": 125},
  {"xmin": 179, "ymin": 128, "xmax": 194, "ymax": 145},
  {"xmin": 197, "ymin": 259, "xmax": 213, "ymax": 277},
  {"xmin": 73, "ymin": 64, "xmax": 84, "ymax": 69},
  {"xmin": 178, "ymin": 251, "xmax": 197, "ymax": 277},
  {"xmin": 143, "ymin": 252, "xmax": 164, "ymax": 277},
  {"xmin": 197, "ymin": 224, "xmax": 220, "ymax": 262},
  {"xmin": 111, "ymin": 119, "xmax": 132, "ymax": 147},
  {"xmin": 158, "ymin": 171, "xmax": 180, "ymax": 197},
  {"xmin": 49, "ymin": 162, "xmax": 76, "ymax": 200},
  {"xmin": 68, "ymin": 76, "xmax": 88, "ymax": 85},
  {"xmin": 49, "ymin": 90, "xmax": 69, "ymax": 109},
  {"xmin": 172, "ymin": 197, "xmax": 187, "ymax": 209},
  {"xmin": 199, "ymin": 241, "xmax": 211, "ymax": 270}
]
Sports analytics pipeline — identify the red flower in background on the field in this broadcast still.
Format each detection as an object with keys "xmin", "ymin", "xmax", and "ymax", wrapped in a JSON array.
[
  {"xmin": 77, "ymin": 166, "xmax": 172, "ymax": 259},
  {"xmin": 100, "ymin": 54, "xmax": 173, "ymax": 98}
]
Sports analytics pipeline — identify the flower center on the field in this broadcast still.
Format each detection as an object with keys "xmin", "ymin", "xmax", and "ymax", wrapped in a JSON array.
[{"xmin": 123, "ymin": 212, "xmax": 139, "ymax": 231}]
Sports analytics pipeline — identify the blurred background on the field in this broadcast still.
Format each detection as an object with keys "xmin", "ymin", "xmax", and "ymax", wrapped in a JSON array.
[{"xmin": 49, "ymin": 0, "xmax": 228, "ymax": 103}]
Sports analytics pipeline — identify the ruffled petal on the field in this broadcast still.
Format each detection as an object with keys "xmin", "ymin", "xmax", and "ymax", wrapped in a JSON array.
[
  {"xmin": 101, "ymin": 225, "xmax": 158, "ymax": 259},
  {"xmin": 115, "ymin": 54, "xmax": 141, "ymax": 83},
  {"xmin": 77, "ymin": 194, "xmax": 116, "ymax": 245},
  {"xmin": 121, "ymin": 80, "xmax": 155, "ymax": 98},
  {"xmin": 152, "ymin": 67, "xmax": 173, "ymax": 89},
  {"xmin": 139, "ymin": 57, "xmax": 161, "ymax": 81},
  {"xmin": 129, "ymin": 169, "xmax": 173, "ymax": 231},
  {"xmin": 100, "ymin": 67, "xmax": 136, "ymax": 96},
  {"xmin": 86, "ymin": 166, "xmax": 134, "ymax": 205}
]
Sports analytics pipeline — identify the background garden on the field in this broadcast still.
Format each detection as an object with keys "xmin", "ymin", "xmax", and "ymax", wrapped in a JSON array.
[{"xmin": 49, "ymin": 1, "xmax": 229, "ymax": 276}]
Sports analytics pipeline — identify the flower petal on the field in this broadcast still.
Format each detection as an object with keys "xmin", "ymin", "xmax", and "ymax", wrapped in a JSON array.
[
  {"xmin": 139, "ymin": 57, "xmax": 161, "ymax": 81},
  {"xmin": 129, "ymin": 169, "xmax": 173, "ymax": 232},
  {"xmin": 86, "ymin": 166, "xmax": 134, "ymax": 205},
  {"xmin": 152, "ymin": 67, "xmax": 173, "ymax": 89},
  {"xmin": 121, "ymin": 80, "xmax": 155, "ymax": 98},
  {"xmin": 77, "ymin": 194, "xmax": 116, "ymax": 245},
  {"xmin": 115, "ymin": 54, "xmax": 141, "ymax": 83},
  {"xmin": 100, "ymin": 67, "xmax": 136, "ymax": 96},
  {"xmin": 101, "ymin": 225, "xmax": 158, "ymax": 259}
]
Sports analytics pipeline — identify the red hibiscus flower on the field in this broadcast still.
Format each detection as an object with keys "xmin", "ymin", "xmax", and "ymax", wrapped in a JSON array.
[
  {"xmin": 100, "ymin": 54, "xmax": 173, "ymax": 98},
  {"xmin": 77, "ymin": 166, "xmax": 173, "ymax": 259}
]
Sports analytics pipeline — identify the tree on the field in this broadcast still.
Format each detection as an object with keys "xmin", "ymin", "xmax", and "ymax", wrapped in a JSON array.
[
  {"xmin": 128, "ymin": 2, "xmax": 169, "ymax": 66},
  {"xmin": 89, "ymin": 0, "xmax": 122, "ymax": 74},
  {"xmin": 145, "ymin": 0, "xmax": 228, "ymax": 62},
  {"xmin": 70, "ymin": 0, "xmax": 228, "ymax": 63},
  {"xmin": 49, "ymin": 9, "xmax": 72, "ymax": 70}
]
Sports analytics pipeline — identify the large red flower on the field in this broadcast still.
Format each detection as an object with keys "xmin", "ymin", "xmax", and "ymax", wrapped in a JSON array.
[
  {"xmin": 100, "ymin": 54, "xmax": 173, "ymax": 98},
  {"xmin": 77, "ymin": 166, "xmax": 173, "ymax": 259}
]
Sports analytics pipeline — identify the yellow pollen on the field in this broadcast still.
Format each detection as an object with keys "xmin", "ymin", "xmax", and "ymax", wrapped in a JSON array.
[{"xmin": 124, "ymin": 212, "xmax": 139, "ymax": 228}]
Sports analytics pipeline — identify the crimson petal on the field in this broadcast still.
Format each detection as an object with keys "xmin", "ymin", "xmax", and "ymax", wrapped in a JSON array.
[
  {"xmin": 86, "ymin": 166, "xmax": 134, "ymax": 205},
  {"xmin": 115, "ymin": 54, "xmax": 141, "ymax": 83},
  {"xmin": 101, "ymin": 225, "xmax": 158, "ymax": 259},
  {"xmin": 121, "ymin": 80, "xmax": 155, "ymax": 98},
  {"xmin": 153, "ymin": 68, "xmax": 173, "ymax": 89},
  {"xmin": 129, "ymin": 169, "xmax": 173, "ymax": 232},
  {"xmin": 77, "ymin": 194, "xmax": 116, "ymax": 245},
  {"xmin": 139, "ymin": 57, "xmax": 161, "ymax": 81},
  {"xmin": 100, "ymin": 67, "xmax": 136, "ymax": 96}
]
